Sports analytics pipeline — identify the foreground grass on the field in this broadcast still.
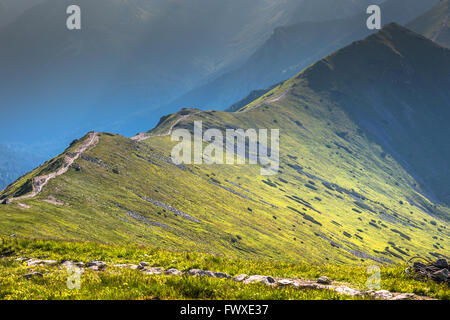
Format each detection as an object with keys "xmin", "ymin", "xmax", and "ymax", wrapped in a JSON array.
[
  {"xmin": 0, "ymin": 264, "xmax": 352, "ymax": 300},
  {"xmin": 0, "ymin": 238, "xmax": 448, "ymax": 300}
]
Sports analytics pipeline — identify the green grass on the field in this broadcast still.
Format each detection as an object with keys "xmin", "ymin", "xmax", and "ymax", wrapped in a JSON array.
[
  {"xmin": 0, "ymin": 113, "xmax": 447, "ymax": 265},
  {"xmin": 0, "ymin": 265, "xmax": 351, "ymax": 300},
  {"xmin": 0, "ymin": 239, "xmax": 448, "ymax": 300}
]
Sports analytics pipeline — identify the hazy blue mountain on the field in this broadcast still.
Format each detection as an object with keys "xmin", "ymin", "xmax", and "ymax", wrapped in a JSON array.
[
  {"xmin": 0, "ymin": 0, "xmax": 300, "ymax": 114},
  {"xmin": 297, "ymin": 22, "xmax": 450, "ymax": 204},
  {"xmin": 408, "ymin": 0, "xmax": 450, "ymax": 48},
  {"xmin": 171, "ymin": 0, "xmax": 441, "ymax": 110},
  {"xmin": 0, "ymin": 0, "xmax": 301, "ymax": 185},
  {"xmin": 0, "ymin": 144, "xmax": 45, "ymax": 190},
  {"xmin": 288, "ymin": 0, "xmax": 383, "ymax": 24},
  {"xmin": 0, "ymin": 0, "xmax": 391, "ymax": 152}
]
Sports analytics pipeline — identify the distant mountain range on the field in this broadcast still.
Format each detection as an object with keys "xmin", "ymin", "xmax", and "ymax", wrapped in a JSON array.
[
  {"xmin": 0, "ymin": 0, "xmax": 301, "ymax": 139},
  {"xmin": 0, "ymin": 144, "xmax": 44, "ymax": 190},
  {"xmin": 0, "ymin": 0, "xmax": 384, "ymax": 145},
  {"xmin": 0, "ymin": 146, "xmax": 26, "ymax": 189},
  {"xmin": 0, "ymin": 0, "xmax": 391, "ymax": 188},
  {"xmin": 1, "ymin": 24, "xmax": 448, "ymax": 264},
  {"xmin": 0, "ymin": 0, "xmax": 45, "ymax": 27},
  {"xmin": 227, "ymin": 0, "xmax": 449, "ymax": 112},
  {"xmin": 0, "ymin": 0, "xmax": 301, "ymax": 187},
  {"xmin": 171, "ymin": 0, "xmax": 441, "ymax": 110},
  {"xmin": 287, "ymin": 0, "xmax": 383, "ymax": 25}
]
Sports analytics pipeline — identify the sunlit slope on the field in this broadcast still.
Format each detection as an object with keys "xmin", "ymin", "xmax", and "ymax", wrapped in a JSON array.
[
  {"xmin": 408, "ymin": 0, "xmax": 450, "ymax": 48},
  {"xmin": 0, "ymin": 25, "xmax": 448, "ymax": 265},
  {"xmin": 300, "ymin": 23, "xmax": 450, "ymax": 206}
]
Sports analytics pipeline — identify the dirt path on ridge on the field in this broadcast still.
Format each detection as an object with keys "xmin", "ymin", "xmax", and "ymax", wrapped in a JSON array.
[
  {"xmin": 132, "ymin": 112, "xmax": 201, "ymax": 141},
  {"xmin": 243, "ymin": 89, "xmax": 290, "ymax": 113},
  {"xmin": 6, "ymin": 132, "xmax": 100, "ymax": 203}
]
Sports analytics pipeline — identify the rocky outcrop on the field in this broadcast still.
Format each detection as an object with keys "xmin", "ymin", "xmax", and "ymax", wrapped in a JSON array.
[
  {"xmin": 140, "ymin": 196, "xmax": 200, "ymax": 223},
  {"xmin": 86, "ymin": 261, "xmax": 108, "ymax": 270},
  {"xmin": 243, "ymin": 275, "xmax": 276, "ymax": 285},
  {"xmin": 408, "ymin": 258, "xmax": 449, "ymax": 284},
  {"xmin": 317, "ymin": 276, "xmax": 331, "ymax": 284}
]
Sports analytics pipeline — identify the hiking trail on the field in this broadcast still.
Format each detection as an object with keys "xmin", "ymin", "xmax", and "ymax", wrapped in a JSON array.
[{"xmin": 5, "ymin": 132, "xmax": 99, "ymax": 203}]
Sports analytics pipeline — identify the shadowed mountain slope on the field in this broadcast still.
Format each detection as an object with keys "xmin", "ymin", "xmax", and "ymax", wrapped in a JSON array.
[
  {"xmin": 0, "ymin": 24, "xmax": 448, "ymax": 265},
  {"xmin": 292, "ymin": 23, "xmax": 450, "ymax": 205}
]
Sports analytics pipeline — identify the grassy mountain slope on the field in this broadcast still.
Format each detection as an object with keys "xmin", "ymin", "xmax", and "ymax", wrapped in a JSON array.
[
  {"xmin": 408, "ymin": 0, "xmax": 450, "ymax": 48},
  {"xmin": 0, "ymin": 0, "xmax": 44, "ymax": 27},
  {"xmin": 288, "ymin": 0, "xmax": 383, "ymax": 25},
  {"xmin": 0, "ymin": 25, "xmax": 449, "ymax": 266}
]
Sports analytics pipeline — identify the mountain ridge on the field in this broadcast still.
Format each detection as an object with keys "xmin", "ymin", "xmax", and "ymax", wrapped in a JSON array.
[{"xmin": 0, "ymin": 24, "xmax": 448, "ymax": 265}]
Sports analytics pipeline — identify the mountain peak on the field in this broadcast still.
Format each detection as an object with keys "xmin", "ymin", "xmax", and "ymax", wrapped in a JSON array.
[
  {"xmin": 369, "ymin": 21, "xmax": 434, "ymax": 45},
  {"xmin": 297, "ymin": 23, "xmax": 449, "ymax": 91},
  {"xmin": 281, "ymin": 24, "xmax": 450, "ymax": 205},
  {"xmin": 381, "ymin": 21, "xmax": 406, "ymax": 30}
]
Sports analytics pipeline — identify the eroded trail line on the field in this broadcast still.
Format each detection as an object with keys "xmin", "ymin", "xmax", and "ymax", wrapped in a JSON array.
[
  {"xmin": 242, "ymin": 89, "xmax": 290, "ymax": 113},
  {"xmin": 132, "ymin": 112, "xmax": 201, "ymax": 141},
  {"xmin": 7, "ymin": 132, "xmax": 100, "ymax": 203},
  {"xmin": 15, "ymin": 258, "xmax": 436, "ymax": 300}
]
